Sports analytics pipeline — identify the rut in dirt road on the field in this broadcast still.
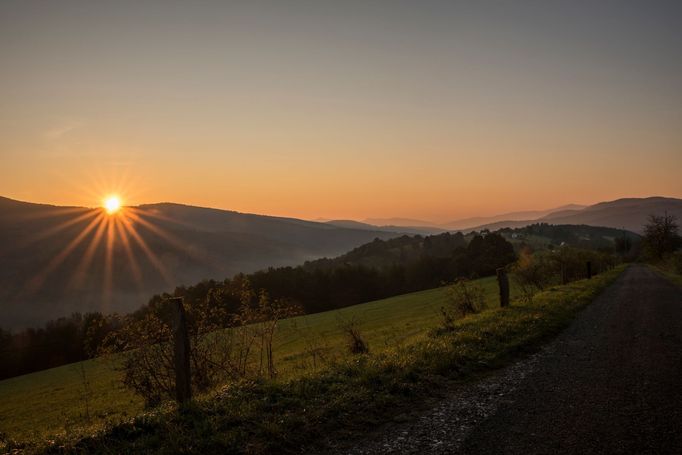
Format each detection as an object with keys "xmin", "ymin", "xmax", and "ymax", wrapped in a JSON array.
[{"xmin": 327, "ymin": 265, "xmax": 682, "ymax": 455}]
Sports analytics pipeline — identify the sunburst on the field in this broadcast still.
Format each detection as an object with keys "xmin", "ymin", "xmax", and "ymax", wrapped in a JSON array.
[
  {"xmin": 19, "ymin": 183, "xmax": 200, "ymax": 313},
  {"xmin": 103, "ymin": 195, "xmax": 122, "ymax": 214}
]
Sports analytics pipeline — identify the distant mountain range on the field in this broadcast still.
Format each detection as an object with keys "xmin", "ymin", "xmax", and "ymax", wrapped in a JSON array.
[
  {"xmin": 333, "ymin": 197, "xmax": 682, "ymax": 234},
  {"xmin": 1, "ymin": 195, "xmax": 679, "ymax": 329},
  {"xmin": 465, "ymin": 197, "xmax": 682, "ymax": 233},
  {"xmin": 325, "ymin": 219, "xmax": 446, "ymax": 236},
  {"xmin": 0, "ymin": 197, "xmax": 401, "ymax": 329},
  {"xmin": 443, "ymin": 204, "xmax": 587, "ymax": 230}
]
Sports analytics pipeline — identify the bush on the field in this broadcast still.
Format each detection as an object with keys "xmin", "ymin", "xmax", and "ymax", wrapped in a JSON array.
[
  {"xmin": 445, "ymin": 278, "xmax": 485, "ymax": 318},
  {"xmin": 513, "ymin": 247, "xmax": 618, "ymax": 303},
  {"xmin": 100, "ymin": 287, "xmax": 301, "ymax": 407},
  {"xmin": 338, "ymin": 316, "xmax": 369, "ymax": 355},
  {"xmin": 513, "ymin": 250, "xmax": 556, "ymax": 302},
  {"xmin": 437, "ymin": 306, "xmax": 457, "ymax": 333}
]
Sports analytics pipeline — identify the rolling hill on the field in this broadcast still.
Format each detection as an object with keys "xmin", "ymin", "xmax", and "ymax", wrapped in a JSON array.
[
  {"xmin": 352, "ymin": 198, "xmax": 682, "ymax": 233},
  {"xmin": 465, "ymin": 197, "xmax": 682, "ymax": 233},
  {"xmin": 0, "ymin": 197, "xmax": 401, "ymax": 329},
  {"xmin": 443, "ymin": 204, "xmax": 586, "ymax": 230}
]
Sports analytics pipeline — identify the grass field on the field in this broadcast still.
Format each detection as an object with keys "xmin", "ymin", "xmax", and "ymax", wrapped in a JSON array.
[{"xmin": 0, "ymin": 275, "xmax": 519, "ymax": 442}]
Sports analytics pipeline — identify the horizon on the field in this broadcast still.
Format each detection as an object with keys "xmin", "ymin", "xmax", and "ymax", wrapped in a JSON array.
[
  {"xmin": 2, "ymin": 192, "xmax": 680, "ymax": 225},
  {"xmin": 2, "ymin": 1, "xmax": 681, "ymax": 221}
]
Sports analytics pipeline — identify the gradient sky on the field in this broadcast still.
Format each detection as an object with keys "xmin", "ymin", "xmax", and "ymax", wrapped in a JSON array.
[{"xmin": 1, "ymin": 0, "xmax": 681, "ymax": 222}]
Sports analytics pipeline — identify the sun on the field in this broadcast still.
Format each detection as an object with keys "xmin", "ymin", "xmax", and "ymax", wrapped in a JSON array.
[{"xmin": 103, "ymin": 195, "xmax": 122, "ymax": 214}]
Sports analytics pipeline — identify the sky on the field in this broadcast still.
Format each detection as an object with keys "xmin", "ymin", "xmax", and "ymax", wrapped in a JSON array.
[{"xmin": 1, "ymin": 0, "xmax": 681, "ymax": 222}]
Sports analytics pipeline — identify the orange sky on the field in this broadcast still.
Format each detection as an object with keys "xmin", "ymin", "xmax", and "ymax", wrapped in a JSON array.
[{"xmin": 1, "ymin": 1, "xmax": 681, "ymax": 222}]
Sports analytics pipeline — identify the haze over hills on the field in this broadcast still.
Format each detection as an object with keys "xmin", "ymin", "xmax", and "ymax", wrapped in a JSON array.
[
  {"xmin": 466, "ymin": 197, "xmax": 682, "ymax": 233},
  {"xmin": 325, "ymin": 219, "xmax": 446, "ymax": 236},
  {"xmin": 363, "ymin": 218, "xmax": 440, "ymax": 228},
  {"xmin": 356, "ymin": 206, "xmax": 586, "ymax": 230},
  {"xmin": 343, "ymin": 198, "xmax": 682, "ymax": 234},
  {"xmin": 443, "ymin": 204, "xmax": 587, "ymax": 230},
  {"xmin": 0, "ymin": 196, "xmax": 401, "ymax": 329}
]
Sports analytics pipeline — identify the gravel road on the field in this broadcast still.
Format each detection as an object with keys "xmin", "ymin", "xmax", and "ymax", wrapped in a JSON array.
[{"xmin": 324, "ymin": 265, "xmax": 682, "ymax": 455}]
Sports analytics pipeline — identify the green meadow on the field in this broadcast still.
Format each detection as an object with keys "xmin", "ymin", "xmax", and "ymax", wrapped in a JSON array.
[{"xmin": 0, "ymin": 275, "xmax": 518, "ymax": 442}]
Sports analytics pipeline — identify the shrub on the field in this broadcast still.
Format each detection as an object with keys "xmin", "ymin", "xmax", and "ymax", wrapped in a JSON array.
[
  {"xmin": 338, "ymin": 316, "xmax": 369, "ymax": 355},
  {"xmin": 513, "ymin": 250, "xmax": 556, "ymax": 302},
  {"xmin": 445, "ymin": 278, "xmax": 485, "ymax": 318},
  {"xmin": 100, "ymin": 288, "xmax": 301, "ymax": 407},
  {"xmin": 438, "ymin": 306, "xmax": 457, "ymax": 333}
]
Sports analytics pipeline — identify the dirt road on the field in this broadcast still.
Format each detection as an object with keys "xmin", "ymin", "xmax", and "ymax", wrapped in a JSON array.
[{"xmin": 328, "ymin": 265, "xmax": 682, "ymax": 454}]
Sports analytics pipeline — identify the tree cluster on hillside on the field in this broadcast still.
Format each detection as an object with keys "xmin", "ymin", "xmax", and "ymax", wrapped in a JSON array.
[
  {"xmin": 243, "ymin": 232, "xmax": 515, "ymax": 314},
  {"xmin": 499, "ymin": 223, "xmax": 640, "ymax": 250}
]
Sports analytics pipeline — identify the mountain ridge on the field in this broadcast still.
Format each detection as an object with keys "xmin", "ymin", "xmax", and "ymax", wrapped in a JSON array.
[
  {"xmin": 465, "ymin": 197, "xmax": 682, "ymax": 233},
  {"xmin": 0, "ymin": 196, "xmax": 402, "ymax": 329}
]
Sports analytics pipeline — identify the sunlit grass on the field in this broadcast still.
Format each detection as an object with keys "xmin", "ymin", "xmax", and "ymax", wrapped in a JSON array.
[{"xmin": 0, "ymin": 276, "xmax": 519, "ymax": 441}]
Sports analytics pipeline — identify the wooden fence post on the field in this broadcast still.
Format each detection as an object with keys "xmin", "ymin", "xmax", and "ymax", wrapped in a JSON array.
[
  {"xmin": 168, "ymin": 297, "xmax": 191, "ymax": 405},
  {"xmin": 586, "ymin": 261, "xmax": 592, "ymax": 280},
  {"xmin": 497, "ymin": 268, "xmax": 510, "ymax": 307}
]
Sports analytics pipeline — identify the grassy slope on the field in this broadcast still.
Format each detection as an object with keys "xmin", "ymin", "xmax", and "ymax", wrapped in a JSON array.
[
  {"xmin": 0, "ymin": 276, "xmax": 516, "ymax": 442},
  {"xmin": 3, "ymin": 266, "xmax": 627, "ymax": 453}
]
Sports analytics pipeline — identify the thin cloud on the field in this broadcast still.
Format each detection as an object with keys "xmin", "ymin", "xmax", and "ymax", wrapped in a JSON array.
[{"xmin": 44, "ymin": 120, "xmax": 85, "ymax": 140}]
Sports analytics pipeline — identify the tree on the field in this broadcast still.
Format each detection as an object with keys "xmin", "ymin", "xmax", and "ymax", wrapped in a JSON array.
[{"xmin": 643, "ymin": 212, "xmax": 681, "ymax": 260}]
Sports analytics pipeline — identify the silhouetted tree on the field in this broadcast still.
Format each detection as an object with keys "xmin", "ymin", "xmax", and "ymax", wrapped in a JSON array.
[{"xmin": 643, "ymin": 212, "xmax": 681, "ymax": 259}]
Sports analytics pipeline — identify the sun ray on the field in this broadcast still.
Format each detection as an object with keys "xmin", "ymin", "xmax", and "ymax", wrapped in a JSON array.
[
  {"xmin": 26, "ymin": 212, "xmax": 105, "ymax": 294},
  {"xmin": 128, "ymin": 206, "xmax": 197, "ymax": 230},
  {"xmin": 114, "ymin": 216, "xmax": 144, "ymax": 290},
  {"xmin": 13, "ymin": 206, "xmax": 91, "ymax": 221},
  {"xmin": 69, "ymin": 214, "xmax": 108, "ymax": 289},
  {"xmin": 16, "ymin": 209, "xmax": 99, "ymax": 250},
  {"xmin": 120, "ymin": 215, "xmax": 174, "ymax": 286},
  {"xmin": 125, "ymin": 210, "xmax": 191, "ymax": 252},
  {"xmin": 102, "ymin": 216, "xmax": 116, "ymax": 309},
  {"xmin": 124, "ymin": 210, "xmax": 221, "ymax": 272}
]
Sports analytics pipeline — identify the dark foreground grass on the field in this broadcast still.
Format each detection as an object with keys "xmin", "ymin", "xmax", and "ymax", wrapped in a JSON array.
[{"xmin": 8, "ymin": 266, "xmax": 626, "ymax": 454}]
